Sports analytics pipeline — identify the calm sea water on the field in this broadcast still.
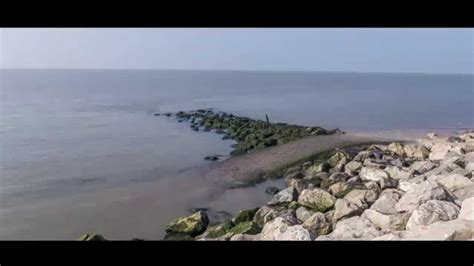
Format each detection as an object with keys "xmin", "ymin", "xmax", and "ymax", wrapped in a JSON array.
[{"xmin": 0, "ymin": 69, "xmax": 472, "ymax": 239}]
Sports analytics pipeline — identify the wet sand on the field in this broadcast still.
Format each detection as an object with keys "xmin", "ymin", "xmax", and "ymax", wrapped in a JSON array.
[{"xmin": 0, "ymin": 132, "xmax": 406, "ymax": 240}]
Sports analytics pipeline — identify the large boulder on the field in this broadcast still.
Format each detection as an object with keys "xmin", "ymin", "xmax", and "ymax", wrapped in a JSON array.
[
  {"xmin": 343, "ymin": 189, "xmax": 379, "ymax": 210},
  {"xmin": 165, "ymin": 211, "xmax": 209, "ymax": 237},
  {"xmin": 410, "ymin": 161, "xmax": 437, "ymax": 174},
  {"xmin": 354, "ymin": 151, "xmax": 371, "ymax": 162},
  {"xmin": 398, "ymin": 176, "xmax": 426, "ymax": 193},
  {"xmin": 317, "ymin": 216, "xmax": 383, "ymax": 240},
  {"xmin": 268, "ymin": 187, "xmax": 298, "ymax": 206},
  {"xmin": 404, "ymin": 144, "xmax": 430, "ymax": 159},
  {"xmin": 298, "ymin": 188, "xmax": 336, "ymax": 212},
  {"xmin": 333, "ymin": 198, "xmax": 364, "ymax": 222},
  {"xmin": 429, "ymin": 143, "xmax": 457, "ymax": 161},
  {"xmin": 302, "ymin": 212, "xmax": 332, "ymax": 237},
  {"xmin": 370, "ymin": 189, "xmax": 404, "ymax": 215},
  {"xmin": 362, "ymin": 209, "xmax": 410, "ymax": 231},
  {"xmin": 359, "ymin": 167, "xmax": 389, "ymax": 182},
  {"xmin": 406, "ymin": 200, "xmax": 460, "ymax": 230},
  {"xmin": 385, "ymin": 166, "xmax": 413, "ymax": 180},
  {"xmin": 261, "ymin": 216, "xmax": 312, "ymax": 240},
  {"xmin": 434, "ymin": 174, "xmax": 473, "ymax": 193},
  {"xmin": 345, "ymin": 161, "xmax": 362, "ymax": 175},
  {"xmin": 459, "ymin": 197, "xmax": 474, "ymax": 222},
  {"xmin": 453, "ymin": 183, "xmax": 474, "ymax": 201},
  {"xmin": 395, "ymin": 181, "xmax": 450, "ymax": 213}
]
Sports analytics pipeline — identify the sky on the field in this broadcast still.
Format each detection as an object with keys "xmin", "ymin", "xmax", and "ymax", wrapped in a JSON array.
[{"xmin": 0, "ymin": 28, "xmax": 472, "ymax": 74}]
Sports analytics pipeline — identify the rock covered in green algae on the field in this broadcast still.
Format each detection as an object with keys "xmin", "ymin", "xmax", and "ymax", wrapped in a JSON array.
[
  {"xmin": 197, "ymin": 219, "xmax": 234, "ymax": 239},
  {"xmin": 232, "ymin": 208, "xmax": 259, "ymax": 225},
  {"xmin": 165, "ymin": 211, "xmax": 209, "ymax": 238},
  {"xmin": 77, "ymin": 233, "xmax": 107, "ymax": 241},
  {"xmin": 160, "ymin": 109, "xmax": 342, "ymax": 157},
  {"xmin": 227, "ymin": 221, "xmax": 261, "ymax": 235}
]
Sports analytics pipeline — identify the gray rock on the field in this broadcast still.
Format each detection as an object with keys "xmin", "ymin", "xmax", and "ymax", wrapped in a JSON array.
[
  {"xmin": 385, "ymin": 165, "xmax": 414, "ymax": 180},
  {"xmin": 346, "ymin": 175, "xmax": 362, "ymax": 185},
  {"xmin": 453, "ymin": 183, "xmax": 474, "ymax": 201},
  {"xmin": 380, "ymin": 177, "xmax": 399, "ymax": 190},
  {"xmin": 466, "ymin": 162, "xmax": 474, "ymax": 172},
  {"xmin": 459, "ymin": 197, "xmax": 474, "ymax": 221},
  {"xmin": 388, "ymin": 142, "xmax": 405, "ymax": 156},
  {"xmin": 317, "ymin": 216, "xmax": 383, "ymax": 240},
  {"xmin": 253, "ymin": 205, "xmax": 292, "ymax": 228},
  {"xmin": 265, "ymin": 186, "xmax": 280, "ymax": 195},
  {"xmin": 398, "ymin": 175, "xmax": 427, "ymax": 192},
  {"xmin": 343, "ymin": 189, "xmax": 379, "ymax": 210},
  {"xmin": 362, "ymin": 209, "xmax": 411, "ymax": 231},
  {"xmin": 363, "ymin": 158, "xmax": 386, "ymax": 169},
  {"xmin": 306, "ymin": 162, "xmax": 331, "ymax": 174},
  {"xmin": 429, "ymin": 143, "xmax": 455, "ymax": 161},
  {"xmin": 296, "ymin": 206, "xmax": 315, "ymax": 223},
  {"xmin": 359, "ymin": 167, "xmax": 389, "ymax": 182},
  {"xmin": 345, "ymin": 161, "xmax": 362, "ymax": 175},
  {"xmin": 406, "ymin": 200, "xmax": 460, "ymax": 230},
  {"xmin": 328, "ymin": 172, "xmax": 350, "ymax": 183},
  {"xmin": 395, "ymin": 180, "xmax": 450, "ymax": 213},
  {"xmin": 435, "ymin": 174, "xmax": 473, "ymax": 193},
  {"xmin": 328, "ymin": 182, "xmax": 352, "ymax": 197},
  {"xmin": 370, "ymin": 189, "xmax": 404, "ymax": 215},
  {"xmin": 327, "ymin": 151, "xmax": 351, "ymax": 168},
  {"xmin": 410, "ymin": 161, "xmax": 437, "ymax": 174},
  {"xmin": 302, "ymin": 212, "xmax": 332, "ymax": 237},
  {"xmin": 404, "ymin": 144, "xmax": 430, "ymax": 159},
  {"xmin": 333, "ymin": 198, "xmax": 364, "ymax": 222},
  {"xmin": 268, "ymin": 187, "xmax": 298, "ymax": 206},
  {"xmin": 334, "ymin": 157, "xmax": 349, "ymax": 172},
  {"xmin": 261, "ymin": 217, "xmax": 312, "ymax": 240},
  {"xmin": 298, "ymin": 188, "xmax": 336, "ymax": 212},
  {"xmin": 287, "ymin": 178, "xmax": 321, "ymax": 194},
  {"xmin": 354, "ymin": 151, "xmax": 371, "ymax": 162}
]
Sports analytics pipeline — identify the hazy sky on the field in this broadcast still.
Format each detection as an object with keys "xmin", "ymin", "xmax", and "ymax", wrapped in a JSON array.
[{"xmin": 1, "ymin": 28, "xmax": 472, "ymax": 73}]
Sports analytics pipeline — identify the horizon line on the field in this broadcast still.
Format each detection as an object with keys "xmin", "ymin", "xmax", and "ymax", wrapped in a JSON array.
[{"xmin": 1, "ymin": 67, "xmax": 472, "ymax": 76}]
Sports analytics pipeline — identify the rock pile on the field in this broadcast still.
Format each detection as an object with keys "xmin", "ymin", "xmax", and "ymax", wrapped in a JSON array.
[{"xmin": 165, "ymin": 131, "xmax": 474, "ymax": 240}]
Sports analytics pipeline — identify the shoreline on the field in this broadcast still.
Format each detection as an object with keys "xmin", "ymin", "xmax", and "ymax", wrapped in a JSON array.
[{"xmin": 2, "ymin": 109, "xmax": 472, "ymax": 240}]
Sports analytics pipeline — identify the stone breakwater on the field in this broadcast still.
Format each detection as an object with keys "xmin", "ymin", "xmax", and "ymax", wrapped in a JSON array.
[
  {"xmin": 161, "ymin": 130, "xmax": 474, "ymax": 241},
  {"xmin": 155, "ymin": 109, "xmax": 343, "ymax": 157}
]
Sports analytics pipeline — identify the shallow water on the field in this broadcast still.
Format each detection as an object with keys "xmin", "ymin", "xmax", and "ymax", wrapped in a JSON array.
[{"xmin": 0, "ymin": 69, "xmax": 472, "ymax": 239}]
